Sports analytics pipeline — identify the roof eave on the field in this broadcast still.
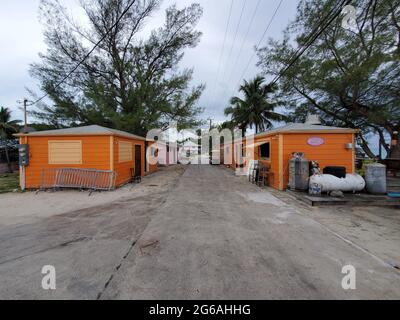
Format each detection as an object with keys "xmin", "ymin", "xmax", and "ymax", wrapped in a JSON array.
[
  {"xmin": 255, "ymin": 129, "xmax": 359, "ymax": 137},
  {"xmin": 14, "ymin": 132, "xmax": 147, "ymax": 141}
]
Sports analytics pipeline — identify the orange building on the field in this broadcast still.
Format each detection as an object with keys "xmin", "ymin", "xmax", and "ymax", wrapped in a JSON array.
[
  {"xmin": 15, "ymin": 125, "xmax": 157, "ymax": 190},
  {"xmin": 222, "ymin": 120, "xmax": 358, "ymax": 191}
]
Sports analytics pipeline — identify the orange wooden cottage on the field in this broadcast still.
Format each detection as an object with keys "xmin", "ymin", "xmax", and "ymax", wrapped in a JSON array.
[
  {"xmin": 15, "ymin": 125, "xmax": 158, "ymax": 190},
  {"xmin": 222, "ymin": 118, "xmax": 359, "ymax": 191}
]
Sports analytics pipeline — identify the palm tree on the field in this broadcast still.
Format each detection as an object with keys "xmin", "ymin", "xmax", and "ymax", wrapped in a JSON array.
[
  {"xmin": 0, "ymin": 107, "xmax": 20, "ymax": 173},
  {"xmin": 224, "ymin": 76, "xmax": 286, "ymax": 135}
]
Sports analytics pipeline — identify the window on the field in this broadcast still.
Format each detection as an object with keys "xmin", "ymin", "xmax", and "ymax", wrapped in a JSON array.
[
  {"xmin": 259, "ymin": 143, "xmax": 270, "ymax": 159},
  {"xmin": 48, "ymin": 140, "xmax": 82, "ymax": 164},
  {"xmin": 119, "ymin": 141, "xmax": 132, "ymax": 163},
  {"xmin": 241, "ymin": 144, "xmax": 245, "ymax": 157}
]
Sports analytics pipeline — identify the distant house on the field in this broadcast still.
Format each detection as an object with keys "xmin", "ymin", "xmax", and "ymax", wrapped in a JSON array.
[
  {"xmin": 180, "ymin": 140, "xmax": 201, "ymax": 157},
  {"xmin": 156, "ymin": 141, "xmax": 178, "ymax": 167},
  {"xmin": 15, "ymin": 125, "xmax": 157, "ymax": 190}
]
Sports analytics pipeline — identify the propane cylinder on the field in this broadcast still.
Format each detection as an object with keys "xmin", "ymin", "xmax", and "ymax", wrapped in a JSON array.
[
  {"xmin": 365, "ymin": 163, "xmax": 387, "ymax": 194},
  {"xmin": 309, "ymin": 174, "xmax": 365, "ymax": 193},
  {"xmin": 289, "ymin": 153, "xmax": 309, "ymax": 191}
]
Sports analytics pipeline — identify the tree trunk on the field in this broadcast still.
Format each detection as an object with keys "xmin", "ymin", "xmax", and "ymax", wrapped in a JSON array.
[
  {"xmin": 377, "ymin": 128, "xmax": 390, "ymax": 156},
  {"xmin": 4, "ymin": 144, "xmax": 13, "ymax": 173},
  {"xmin": 358, "ymin": 134, "xmax": 377, "ymax": 159},
  {"xmin": 389, "ymin": 131, "xmax": 400, "ymax": 159}
]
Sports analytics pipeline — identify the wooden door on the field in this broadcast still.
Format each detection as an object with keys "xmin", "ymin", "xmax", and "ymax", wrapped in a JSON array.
[{"xmin": 135, "ymin": 145, "xmax": 142, "ymax": 177}]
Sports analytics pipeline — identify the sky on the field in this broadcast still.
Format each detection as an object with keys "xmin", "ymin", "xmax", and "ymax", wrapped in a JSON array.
[{"xmin": 0, "ymin": 0, "xmax": 298, "ymax": 125}]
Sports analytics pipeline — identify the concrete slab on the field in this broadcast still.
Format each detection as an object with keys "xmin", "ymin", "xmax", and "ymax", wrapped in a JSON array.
[
  {"xmin": 287, "ymin": 190, "xmax": 400, "ymax": 207},
  {"xmin": 0, "ymin": 165, "xmax": 399, "ymax": 299},
  {"xmin": 102, "ymin": 166, "xmax": 400, "ymax": 300}
]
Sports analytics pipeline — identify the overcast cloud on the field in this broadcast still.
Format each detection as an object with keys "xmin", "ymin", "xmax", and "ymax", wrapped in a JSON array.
[{"xmin": 0, "ymin": 0, "xmax": 298, "ymax": 124}]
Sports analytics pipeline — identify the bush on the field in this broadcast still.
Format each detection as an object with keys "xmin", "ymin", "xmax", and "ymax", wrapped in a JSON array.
[{"xmin": 357, "ymin": 159, "xmax": 378, "ymax": 177}]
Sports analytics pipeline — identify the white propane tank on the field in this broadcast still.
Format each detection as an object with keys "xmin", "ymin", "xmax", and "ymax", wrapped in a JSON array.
[{"xmin": 309, "ymin": 174, "xmax": 365, "ymax": 193}]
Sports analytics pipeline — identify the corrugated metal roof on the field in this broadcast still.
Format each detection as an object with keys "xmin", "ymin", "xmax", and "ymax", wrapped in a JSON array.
[
  {"xmin": 228, "ymin": 123, "xmax": 358, "ymax": 143},
  {"xmin": 255, "ymin": 123, "xmax": 358, "ymax": 138},
  {"xmin": 14, "ymin": 125, "xmax": 147, "ymax": 141}
]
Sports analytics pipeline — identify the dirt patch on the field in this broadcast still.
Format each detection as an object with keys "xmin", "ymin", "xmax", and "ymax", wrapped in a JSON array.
[{"xmin": 0, "ymin": 165, "xmax": 186, "ymax": 226}]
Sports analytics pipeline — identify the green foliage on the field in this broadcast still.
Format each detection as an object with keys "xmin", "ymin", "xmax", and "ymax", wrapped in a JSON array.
[
  {"xmin": 218, "ymin": 121, "xmax": 235, "ymax": 131},
  {"xmin": 0, "ymin": 107, "xmax": 20, "ymax": 139},
  {"xmin": 224, "ymin": 76, "xmax": 287, "ymax": 134},
  {"xmin": 357, "ymin": 159, "xmax": 378, "ymax": 176},
  {"xmin": 30, "ymin": 0, "xmax": 205, "ymax": 136},
  {"xmin": 0, "ymin": 173, "xmax": 20, "ymax": 194},
  {"xmin": 0, "ymin": 107, "xmax": 20, "ymax": 173},
  {"xmin": 257, "ymin": 0, "xmax": 400, "ymax": 158}
]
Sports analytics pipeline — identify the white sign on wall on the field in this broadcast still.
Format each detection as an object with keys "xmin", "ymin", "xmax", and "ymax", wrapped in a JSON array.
[{"xmin": 307, "ymin": 137, "xmax": 325, "ymax": 146}]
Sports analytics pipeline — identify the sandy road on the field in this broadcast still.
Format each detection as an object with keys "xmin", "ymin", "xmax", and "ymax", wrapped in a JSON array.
[
  {"xmin": 102, "ymin": 165, "xmax": 400, "ymax": 299},
  {"xmin": 0, "ymin": 165, "xmax": 399, "ymax": 299}
]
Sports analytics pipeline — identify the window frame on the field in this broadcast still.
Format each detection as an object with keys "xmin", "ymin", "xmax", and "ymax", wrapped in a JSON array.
[
  {"xmin": 259, "ymin": 142, "xmax": 271, "ymax": 160},
  {"xmin": 48, "ymin": 140, "xmax": 82, "ymax": 165},
  {"xmin": 118, "ymin": 141, "xmax": 133, "ymax": 163}
]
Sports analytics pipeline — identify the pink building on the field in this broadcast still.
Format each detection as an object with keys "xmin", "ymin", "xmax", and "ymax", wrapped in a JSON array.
[{"xmin": 157, "ymin": 142, "xmax": 178, "ymax": 167}]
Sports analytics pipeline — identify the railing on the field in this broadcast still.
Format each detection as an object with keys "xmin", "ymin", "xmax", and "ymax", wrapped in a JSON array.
[{"xmin": 40, "ymin": 168, "xmax": 116, "ymax": 192}]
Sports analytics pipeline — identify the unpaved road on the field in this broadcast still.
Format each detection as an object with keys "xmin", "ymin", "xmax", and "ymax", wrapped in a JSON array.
[
  {"xmin": 0, "ymin": 165, "xmax": 399, "ymax": 299},
  {"xmin": 0, "ymin": 166, "xmax": 184, "ymax": 299}
]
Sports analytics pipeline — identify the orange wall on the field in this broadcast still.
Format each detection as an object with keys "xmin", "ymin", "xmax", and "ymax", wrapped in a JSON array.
[
  {"xmin": 244, "ymin": 132, "xmax": 354, "ymax": 190},
  {"xmin": 251, "ymin": 136, "xmax": 280, "ymax": 189},
  {"xmin": 281, "ymin": 133, "xmax": 354, "ymax": 190},
  {"xmin": 220, "ymin": 143, "xmax": 235, "ymax": 168},
  {"xmin": 113, "ymin": 137, "xmax": 146, "ymax": 186},
  {"xmin": 22, "ymin": 135, "xmax": 153, "ymax": 189},
  {"xmin": 23, "ymin": 135, "xmax": 111, "ymax": 189}
]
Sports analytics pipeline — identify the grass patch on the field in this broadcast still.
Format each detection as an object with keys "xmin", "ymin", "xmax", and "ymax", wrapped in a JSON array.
[
  {"xmin": 0, "ymin": 172, "xmax": 20, "ymax": 194},
  {"xmin": 356, "ymin": 159, "xmax": 378, "ymax": 176}
]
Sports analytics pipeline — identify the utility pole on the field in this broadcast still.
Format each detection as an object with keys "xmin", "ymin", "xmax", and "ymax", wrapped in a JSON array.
[
  {"xmin": 17, "ymin": 98, "xmax": 29, "ymax": 191},
  {"xmin": 207, "ymin": 118, "xmax": 213, "ymax": 163},
  {"xmin": 23, "ymin": 98, "xmax": 28, "ymax": 131},
  {"xmin": 207, "ymin": 117, "xmax": 212, "ymax": 131}
]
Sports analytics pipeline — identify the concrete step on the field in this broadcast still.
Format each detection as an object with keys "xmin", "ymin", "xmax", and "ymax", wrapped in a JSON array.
[{"xmin": 287, "ymin": 190, "xmax": 400, "ymax": 207}]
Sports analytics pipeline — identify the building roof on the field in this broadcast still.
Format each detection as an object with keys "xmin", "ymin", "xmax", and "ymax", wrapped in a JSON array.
[
  {"xmin": 254, "ymin": 122, "xmax": 358, "ymax": 138},
  {"xmin": 14, "ymin": 125, "xmax": 147, "ymax": 141}
]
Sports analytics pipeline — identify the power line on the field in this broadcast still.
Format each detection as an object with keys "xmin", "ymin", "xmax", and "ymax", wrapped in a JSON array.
[
  {"xmin": 225, "ymin": 0, "xmax": 262, "ymax": 87},
  {"xmin": 209, "ymin": 0, "xmax": 235, "ymax": 109},
  {"xmin": 220, "ymin": 0, "xmax": 248, "ymax": 83},
  {"xmin": 276, "ymin": 0, "xmax": 347, "ymax": 77},
  {"xmin": 27, "ymin": 0, "xmax": 138, "ymax": 106},
  {"xmin": 230, "ymin": 0, "xmax": 284, "ymax": 99},
  {"xmin": 270, "ymin": 0, "xmax": 351, "ymax": 85}
]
